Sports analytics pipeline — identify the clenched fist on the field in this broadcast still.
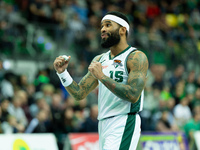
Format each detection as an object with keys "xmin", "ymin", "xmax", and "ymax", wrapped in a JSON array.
[
  {"xmin": 53, "ymin": 56, "xmax": 71, "ymax": 74},
  {"xmin": 88, "ymin": 61, "xmax": 104, "ymax": 79}
]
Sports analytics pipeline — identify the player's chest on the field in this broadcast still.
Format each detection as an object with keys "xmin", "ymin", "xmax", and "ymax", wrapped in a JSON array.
[{"xmin": 101, "ymin": 59, "xmax": 127, "ymax": 83}]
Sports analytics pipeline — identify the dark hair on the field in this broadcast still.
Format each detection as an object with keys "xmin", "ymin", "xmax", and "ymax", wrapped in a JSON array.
[{"xmin": 106, "ymin": 11, "xmax": 129, "ymax": 37}]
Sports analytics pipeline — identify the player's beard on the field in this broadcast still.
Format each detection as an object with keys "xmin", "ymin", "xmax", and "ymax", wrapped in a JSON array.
[{"xmin": 101, "ymin": 28, "xmax": 120, "ymax": 48}]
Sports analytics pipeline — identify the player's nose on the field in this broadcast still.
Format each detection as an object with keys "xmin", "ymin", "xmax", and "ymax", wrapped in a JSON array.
[{"xmin": 101, "ymin": 26, "xmax": 106, "ymax": 33}]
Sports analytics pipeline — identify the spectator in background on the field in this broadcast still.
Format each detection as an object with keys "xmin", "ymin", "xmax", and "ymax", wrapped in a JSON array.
[
  {"xmin": 64, "ymin": 95, "xmax": 75, "ymax": 108},
  {"xmin": 1, "ymin": 115, "xmax": 24, "ymax": 133},
  {"xmin": 88, "ymin": 0, "xmax": 104, "ymax": 18},
  {"xmin": 0, "ymin": 59, "xmax": 5, "ymax": 83},
  {"xmin": 185, "ymin": 71, "xmax": 196, "ymax": 95},
  {"xmin": 166, "ymin": 97, "xmax": 176, "ymax": 114},
  {"xmin": 50, "ymin": 93, "xmax": 64, "ymax": 133},
  {"xmin": 34, "ymin": 70, "xmax": 50, "ymax": 91},
  {"xmin": 86, "ymin": 88, "xmax": 98, "ymax": 108},
  {"xmin": 156, "ymin": 109, "xmax": 179, "ymax": 132},
  {"xmin": 144, "ymin": 87, "xmax": 160, "ymax": 112},
  {"xmin": 174, "ymin": 97, "xmax": 192, "ymax": 129},
  {"xmin": 40, "ymin": 83, "xmax": 55, "ymax": 105},
  {"xmin": 26, "ymin": 83, "xmax": 36, "ymax": 106},
  {"xmin": 151, "ymin": 65, "xmax": 166, "ymax": 90},
  {"xmin": 190, "ymin": 88, "xmax": 200, "ymax": 111},
  {"xmin": 80, "ymin": 104, "xmax": 98, "ymax": 132},
  {"xmin": 83, "ymin": 29, "xmax": 100, "ymax": 64},
  {"xmin": 0, "ymin": 97, "xmax": 10, "ymax": 123},
  {"xmin": 184, "ymin": 106, "xmax": 200, "ymax": 150},
  {"xmin": 18, "ymin": 74, "xmax": 28, "ymax": 91},
  {"xmin": 141, "ymin": 87, "xmax": 161, "ymax": 131},
  {"xmin": 196, "ymin": 75, "xmax": 200, "ymax": 88},
  {"xmin": 0, "ymin": 21, "xmax": 14, "ymax": 56},
  {"xmin": 28, "ymin": 0, "xmax": 45, "ymax": 23},
  {"xmin": 160, "ymin": 86, "xmax": 172, "ymax": 103},
  {"xmin": 25, "ymin": 109, "xmax": 49, "ymax": 133},
  {"xmin": 47, "ymin": 66, "xmax": 62, "ymax": 89},
  {"xmin": 73, "ymin": 98, "xmax": 88, "ymax": 130},
  {"xmin": 146, "ymin": 1, "xmax": 161, "ymax": 23},
  {"xmin": 0, "ymin": 72, "xmax": 15, "ymax": 99},
  {"xmin": 7, "ymin": 95, "xmax": 28, "ymax": 130},
  {"xmin": 66, "ymin": 13, "xmax": 85, "ymax": 49},
  {"xmin": 34, "ymin": 83, "xmax": 55, "ymax": 105},
  {"xmin": 29, "ymin": 97, "xmax": 49, "ymax": 118},
  {"xmin": 61, "ymin": 107, "xmax": 77, "ymax": 133},
  {"xmin": 15, "ymin": 90, "xmax": 31, "ymax": 122},
  {"xmin": 135, "ymin": 25, "xmax": 149, "ymax": 50},
  {"xmin": 174, "ymin": 80, "xmax": 186, "ymax": 105},
  {"xmin": 169, "ymin": 64, "xmax": 185, "ymax": 95}
]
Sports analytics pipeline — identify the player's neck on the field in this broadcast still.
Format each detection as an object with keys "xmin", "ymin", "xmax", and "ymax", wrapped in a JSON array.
[{"xmin": 110, "ymin": 40, "xmax": 129, "ymax": 58}]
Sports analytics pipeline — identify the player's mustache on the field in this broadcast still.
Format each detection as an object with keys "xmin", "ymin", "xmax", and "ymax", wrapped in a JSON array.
[{"xmin": 107, "ymin": 33, "xmax": 111, "ymax": 36}]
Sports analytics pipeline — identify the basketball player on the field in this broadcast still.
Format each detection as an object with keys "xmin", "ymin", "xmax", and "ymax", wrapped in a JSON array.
[{"xmin": 53, "ymin": 11, "xmax": 148, "ymax": 150}]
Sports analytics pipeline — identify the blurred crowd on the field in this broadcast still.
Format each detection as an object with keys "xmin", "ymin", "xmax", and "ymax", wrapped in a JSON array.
[
  {"xmin": 1, "ymin": 0, "xmax": 200, "ymax": 149},
  {"xmin": 1, "ymin": 0, "xmax": 200, "ymax": 64},
  {"xmin": 0, "ymin": 60, "xmax": 99, "ymax": 149}
]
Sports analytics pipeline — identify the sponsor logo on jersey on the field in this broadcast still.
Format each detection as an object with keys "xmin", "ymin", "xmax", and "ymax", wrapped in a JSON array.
[
  {"xmin": 113, "ymin": 59, "xmax": 122, "ymax": 68},
  {"xmin": 102, "ymin": 65, "xmax": 108, "ymax": 69}
]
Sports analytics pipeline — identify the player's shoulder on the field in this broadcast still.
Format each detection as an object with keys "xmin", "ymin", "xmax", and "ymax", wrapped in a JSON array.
[
  {"xmin": 92, "ymin": 53, "xmax": 105, "ymax": 62},
  {"xmin": 127, "ymin": 49, "xmax": 148, "ymax": 69},
  {"xmin": 128, "ymin": 49, "xmax": 148, "ymax": 60}
]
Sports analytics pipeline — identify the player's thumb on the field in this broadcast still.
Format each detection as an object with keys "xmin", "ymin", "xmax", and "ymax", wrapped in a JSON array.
[{"xmin": 63, "ymin": 56, "xmax": 71, "ymax": 68}]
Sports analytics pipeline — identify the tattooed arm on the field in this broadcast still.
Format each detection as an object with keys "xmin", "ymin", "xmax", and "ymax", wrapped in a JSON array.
[
  {"xmin": 90, "ymin": 51, "xmax": 148, "ymax": 103},
  {"xmin": 54, "ymin": 55, "xmax": 102, "ymax": 101},
  {"xmin": 65, "ymin": 55, "xmax": 105, "ymax": 100},
  {"xmin": 65, "ymin": 73, "xmax": 98, "ymax": 101}
]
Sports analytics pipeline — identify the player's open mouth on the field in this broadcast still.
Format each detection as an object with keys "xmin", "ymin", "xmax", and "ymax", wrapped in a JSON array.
[
  {"xmin": 101, "ymin": 34, "xmax": 107, "ymax": 39},
  {"xmin": 101, "ymin": 33, "xmax": 110, "ymax": 39}
]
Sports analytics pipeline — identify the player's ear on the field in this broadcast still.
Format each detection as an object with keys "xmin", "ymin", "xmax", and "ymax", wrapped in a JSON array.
[{"xmin": 119, "ymin": 27, "xmax": 127, "ymax": 36}]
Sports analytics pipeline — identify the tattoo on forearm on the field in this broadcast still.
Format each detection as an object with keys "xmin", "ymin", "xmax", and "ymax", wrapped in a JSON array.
[
  {"xmin": 101, "ymin": 76, "xmax": 141, "ymax": 102},
  {"xmin": 66, "ymin": 73, "xmax": 98, "ymax": 100},
  {"xmin": 63, "ymin": 54, "xmax": 102, "ymax": 100}
]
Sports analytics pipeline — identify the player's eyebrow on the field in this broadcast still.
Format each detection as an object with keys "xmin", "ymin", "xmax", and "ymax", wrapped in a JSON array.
[{"xmin": 101, "ymin": 21, "xmax": 112, "ymax": 25}]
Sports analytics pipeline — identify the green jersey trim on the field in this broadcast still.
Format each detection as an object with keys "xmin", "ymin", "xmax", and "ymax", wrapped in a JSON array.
[
  {"xmin": 119, "ymin": 114, "xmax": 136, "ymax": 150},
  {"xmin": 109, "ymin": 45, "xmax": 131, "ymax": 60},
  {"xmin": 130, "ymin": 96, "xmax": 141, "ymax": 113}
]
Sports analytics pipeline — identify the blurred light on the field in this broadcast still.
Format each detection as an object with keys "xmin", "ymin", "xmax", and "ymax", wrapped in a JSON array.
[
  {"xmin": 197, "ymin": 41, "xmax": 200, "ymax": 52},
  {"xmin": 45, "ymin": 42, "xmax": 52, "ymax": 50},
  {"xmin": 177, "ymin": 14, "xmax": 185, "ymax": 24},
  {"xmin": 37, "ymin": 36, "xmax": 44, "ymax": 44},
  {"xmin": 3, "ymin": 60, "xmax": 11, "ymax": 70},
  {"xmin": 166, "ymin": 14, "xmax": 178, "ymax": 27}
]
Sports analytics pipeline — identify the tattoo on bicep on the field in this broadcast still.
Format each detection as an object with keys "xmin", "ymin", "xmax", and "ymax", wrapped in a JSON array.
[
  {"xmin": 129, "ymin": 52, "xmax": 148, "ymax": 77},
  {"xmin": 128, "ymin": 52, "xmax": 148, "ymax": 91}
]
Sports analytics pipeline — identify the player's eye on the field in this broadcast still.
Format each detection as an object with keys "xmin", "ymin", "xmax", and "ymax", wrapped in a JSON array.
[
  {"xmin": 101, "ymin": 23, "xmax": 111, "ymax": 29},
  {"xmin": 106, "ymin": 24, "xmax": 111, "ymax": 27}
]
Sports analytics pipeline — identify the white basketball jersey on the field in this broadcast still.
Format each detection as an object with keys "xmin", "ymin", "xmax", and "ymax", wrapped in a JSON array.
[{"xmin": 98, "ymin": 46, "xmax": 144, "ymax": 120}]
